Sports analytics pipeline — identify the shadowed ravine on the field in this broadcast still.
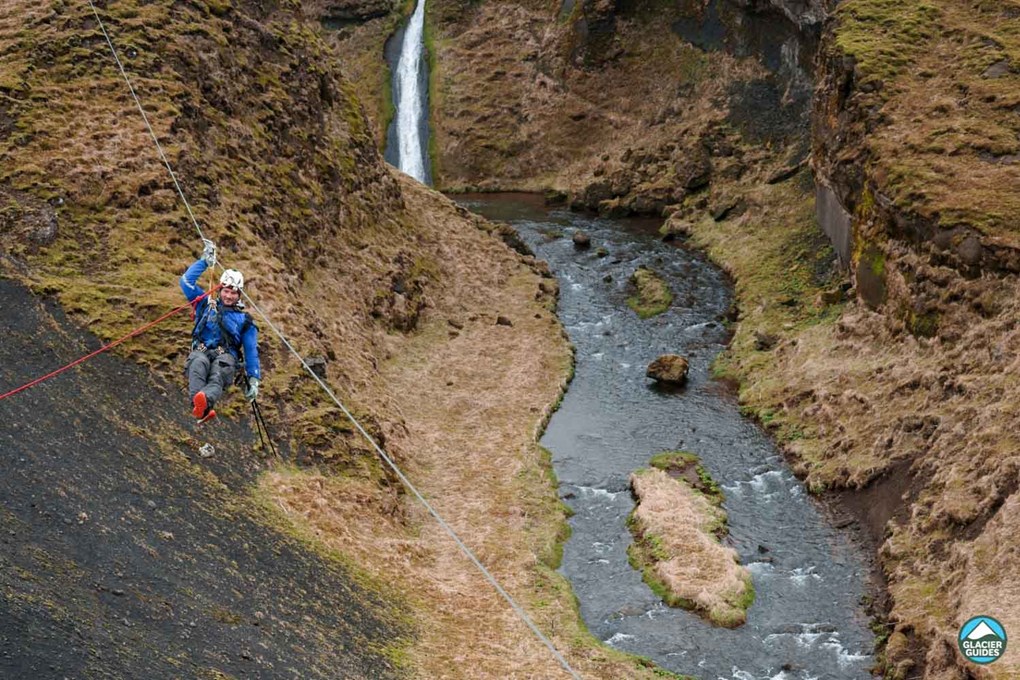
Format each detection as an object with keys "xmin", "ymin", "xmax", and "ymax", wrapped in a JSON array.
[{"xmin": 458, "ymin": 195, "xmax": 874, "ymax": 680}]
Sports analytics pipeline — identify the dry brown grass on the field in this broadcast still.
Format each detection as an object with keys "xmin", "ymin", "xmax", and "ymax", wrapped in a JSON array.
[
  {"xmin": 955, "ymin": 492, "xmax": 1020, "ymax": 680},
  {"xmin": 688, "ymin": 171, "xmax": 1020, "ymax": 676},
  {"xmin": 423, "ymin": 0, "xmax": 760, "ymax": 192},
  {"xmin": 629, "ymin": 468, "xmax": 752, "ymax": 628}
]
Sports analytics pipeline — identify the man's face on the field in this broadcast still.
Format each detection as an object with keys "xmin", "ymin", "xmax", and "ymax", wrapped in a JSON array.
[{"xmin": 220, "ymin": 286, "xmax": 240, "ymax": 306}]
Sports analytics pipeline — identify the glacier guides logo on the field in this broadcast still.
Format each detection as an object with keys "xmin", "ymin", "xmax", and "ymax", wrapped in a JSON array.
[{"xmin": 958, "ymin": 616, "xmax": 1007, "ymax": 664}]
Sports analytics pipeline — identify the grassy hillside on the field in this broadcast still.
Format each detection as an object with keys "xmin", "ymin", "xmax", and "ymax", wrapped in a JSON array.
[{"xmin": 826, "ymin": 0, "xmax": 1020, "ymax": 237}]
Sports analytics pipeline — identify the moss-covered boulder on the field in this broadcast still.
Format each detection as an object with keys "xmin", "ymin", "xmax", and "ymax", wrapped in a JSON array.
[
  {"xmin": 627, "ymin": 266, "xmax": 673, "ymax": 318},
  {"xmin": 646, "ymin": 354, "xmax": 689, "ymax": 385}
]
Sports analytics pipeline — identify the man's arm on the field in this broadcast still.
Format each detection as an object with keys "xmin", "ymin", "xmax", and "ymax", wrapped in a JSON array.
[
  {"xmin": 241, "ymin": 319, "xmax": 261, "ymax": 380},
  {"xmin": 179, "ymin": 259, "xmax": 208, "ymax": 302}
]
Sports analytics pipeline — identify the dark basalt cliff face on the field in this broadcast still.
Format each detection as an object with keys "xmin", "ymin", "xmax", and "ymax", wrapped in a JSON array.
[
  {"xmin": 305, "ymin": 0, "xmax": 398, "ymax": 25},
  {"xmin": 734, "ymin": 0, "xmax": 828, "ymax": 28},
  {"xmin": 568, "ymin": 0, "xmax": 622, "ymax": 67}
]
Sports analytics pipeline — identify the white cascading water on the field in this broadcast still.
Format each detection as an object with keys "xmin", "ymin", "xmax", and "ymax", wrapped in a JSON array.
[{"xmin": 394, "ymin": 0, "xmax": 427, "ymax": 182}]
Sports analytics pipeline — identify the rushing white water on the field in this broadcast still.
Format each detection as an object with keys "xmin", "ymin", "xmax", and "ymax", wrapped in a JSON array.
[{"xmin": 394, "ymin": 0, "xmax": 427, "ymax": 182}]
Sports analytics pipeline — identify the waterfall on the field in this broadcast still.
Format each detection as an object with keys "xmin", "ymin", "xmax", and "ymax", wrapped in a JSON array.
[{"xmin": 391, "ymin": 0, "xmax": 429, "ymax": 183}]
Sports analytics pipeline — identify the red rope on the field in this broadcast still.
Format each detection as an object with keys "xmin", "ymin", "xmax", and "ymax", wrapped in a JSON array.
[{"xmin": 0, "ymin": 287, "xmax": 218, "ymax": 402}]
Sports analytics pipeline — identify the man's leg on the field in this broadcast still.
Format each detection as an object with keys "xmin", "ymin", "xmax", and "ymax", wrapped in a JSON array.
[
  {"xmin": 186, "ymin": 350, "xmax": 211, "ymax": 399},
  {"xmin": 203, "ymin": 353, "xmax": 236, "ymax": 406},
  {"xmin": 187, "ymin": 350, "xmax": 213, "ymax": 418}
]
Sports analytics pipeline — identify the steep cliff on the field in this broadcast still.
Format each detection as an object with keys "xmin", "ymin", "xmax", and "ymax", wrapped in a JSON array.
[
  {"xmin": 734, "ymin": 0, "xmax": 828, "ymax": 28},
  {"xmin": 807, "ymin": 2, "xmax": 1020, "ymax": 678}
]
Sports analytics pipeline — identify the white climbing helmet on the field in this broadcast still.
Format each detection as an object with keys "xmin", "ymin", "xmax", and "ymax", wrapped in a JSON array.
[{"xmin": 220, "ymin": 269, "xmax": 244, "ymax": 291}]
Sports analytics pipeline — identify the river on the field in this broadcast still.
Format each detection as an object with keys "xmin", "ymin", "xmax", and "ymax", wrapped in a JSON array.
[{"xmin": 457, "ymin": 194, "xmax": 874, "ymax": 680}]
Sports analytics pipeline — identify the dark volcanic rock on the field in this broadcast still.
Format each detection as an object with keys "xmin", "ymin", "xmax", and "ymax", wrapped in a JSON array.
[
  {"xmin": 0, "ymin": 280, "xmax": 404, "ymax": 679},
  {"xmin": 733, "ymin": 0, "xmax": 828, "ymax": 28},
  {"xmin": 310, "ymin": 0, "xmax": 395, "ymax": 24},
  {"xmin": 305, "ymin": 355, "xmax": 329, "ymax": 379},
  {"xmin": 677, "ymin": 153, "xmax": 712, "ymax": 191},
  {"xmin": 754, "ymin": 330, "xmax": 779, "ymax": 350}
]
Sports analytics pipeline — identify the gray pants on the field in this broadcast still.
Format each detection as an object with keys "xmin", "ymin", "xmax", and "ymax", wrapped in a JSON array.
[{"xmin": 185, "ymin": 349, "xmax": 236, "ymax": 406}]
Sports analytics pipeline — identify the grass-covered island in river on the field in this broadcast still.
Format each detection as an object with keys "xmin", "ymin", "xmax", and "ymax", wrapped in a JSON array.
[{"xmin": 628, "ymin": 451, "xmax": 754, "ymax": 628}]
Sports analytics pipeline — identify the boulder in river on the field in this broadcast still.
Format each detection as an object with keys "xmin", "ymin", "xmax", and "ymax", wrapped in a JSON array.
[
  {"xmin": 646, "ymin": 354, "xmax": 689, "ymax": 384},
  {"xmin": 572, "ymin": 231, "xmax": 592, "ymax": 249},
  {"xmin": 627, "ymin": 266, "xmax": 673, "ymax": 318}
]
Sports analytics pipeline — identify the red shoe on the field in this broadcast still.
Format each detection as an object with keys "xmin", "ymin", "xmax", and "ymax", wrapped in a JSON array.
[
  {"xmin": 192, "ymin": 392, "xmax": 208, "ymax": 419},
  {"xmin": 197, "ymin": 409, "xmax": 217, "ymax": 425}
]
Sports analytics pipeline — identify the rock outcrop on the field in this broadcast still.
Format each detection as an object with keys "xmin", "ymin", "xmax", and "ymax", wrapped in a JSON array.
[
  {"xmin": 568, "ymin": 0, "xmax": 622, "ymax": 68},
  {"xmin": 305, "ymin": 0, "xmax": 397, "ymax": 24},
  {"xmin": 734, "ymin": 0, "xmax": 830, "ymax": 28}
]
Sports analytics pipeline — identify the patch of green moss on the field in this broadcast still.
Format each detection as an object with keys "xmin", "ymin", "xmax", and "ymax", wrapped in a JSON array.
[
  {"xmin": 203, "ymin": 0, "xmax": 232, "ymax": 17},
  {"xmin": 521, "ymin": 445, "xmax": 574, "ymax": 570},
  {"xmin": 834, "ymin": 0, "xmax": 942, "ymax": 85},
  {"xmin": 648, "ymin": 450, "xmax": 699, "ymax": 470},
  {"xmin": 855, "ymin": 244, "xmax": 888, "ymax": 310},
  {"xmin": 627, "ymin": 266, "xmax": 673, "ymax": 318},
  {"xmin": 708, "ymin": 575, "xmax": 755, "ymax": 628},
  {"xmin": 422, "ymin": 4, "xmax": 441, "ymax": 184},
  {"xmin": 906, "ymin": 310, "xmax": 939, "ymax": 338},
  {"xmin": 648, "ymin": 451, "xmax": 723, "ymax": 507},
  {"xmin": 210, "ymin": 606, "xmax": 244, "ymax": 625}
]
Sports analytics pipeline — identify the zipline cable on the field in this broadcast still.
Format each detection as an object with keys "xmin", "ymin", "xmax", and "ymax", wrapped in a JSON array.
[{"xmin": 84, "ymin": 3, "xmax": 581, "ymax": 677}]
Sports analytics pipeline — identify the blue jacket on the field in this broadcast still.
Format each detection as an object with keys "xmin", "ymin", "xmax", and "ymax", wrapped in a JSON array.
[{"xmin": 179, "ymin": 259, "xmax": 261, "ymax": 379}]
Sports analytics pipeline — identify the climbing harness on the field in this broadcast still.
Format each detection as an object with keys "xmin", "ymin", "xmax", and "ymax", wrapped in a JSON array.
[
  {"xmin": 84, "ymin": 4, "xmax": 583, "ymax": 678},
  {"xmin": 0, "ymin": 289, "xmax": 214, "ymax": 403},
  {"xmin": 190, "ymin": 293, "xmax": 254, "ymax": 363}
]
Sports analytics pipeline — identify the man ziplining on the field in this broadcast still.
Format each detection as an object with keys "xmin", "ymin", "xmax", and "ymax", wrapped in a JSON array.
[{"xmin": 180, "ymin": 240, "xmax": 261, "ymax": 423}]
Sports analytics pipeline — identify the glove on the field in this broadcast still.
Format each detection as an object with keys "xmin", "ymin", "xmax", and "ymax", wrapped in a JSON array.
[
  {"xmin": 201, "ymin": 239, "xmax": 217, "ymax": 267},
  {"xmin": 245, "ymin": 378, "xmax": 260, "ymax": 402}
]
